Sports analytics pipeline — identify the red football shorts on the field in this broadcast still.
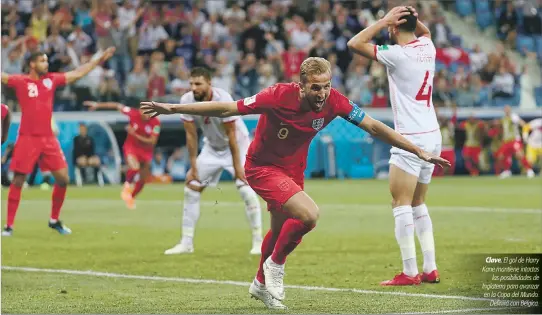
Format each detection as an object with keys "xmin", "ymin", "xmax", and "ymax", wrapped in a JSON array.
[
  {"xmin": 10, "ymin": 135, "xmax": 67, "ymax": 174},
  {"xmin": 462, "ymin": 146, "xmax": 482, "ymax": 163},
  {"xmin": 245, "ymin": 162, "xmax": 304, "ymax": 212},
  {"xmin": 123, "ymin": 144, "xmax": 153, "ymax": 163},
  {"xmin": 495, "ymin": 140, "xmax": 523, "ymax": 158}
]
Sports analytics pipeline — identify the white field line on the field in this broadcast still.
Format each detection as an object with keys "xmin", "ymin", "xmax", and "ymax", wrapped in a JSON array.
[
  {"xmin": 17, "ymin": 199, "xmax": 542, "ymax": 214},
  {"xmin": 2, "ymin": 266, "xmax": 494, "ymax": 303},
  {"xmin": 399, "ymin": 306, "xmax": 530, "ymax": 314}
]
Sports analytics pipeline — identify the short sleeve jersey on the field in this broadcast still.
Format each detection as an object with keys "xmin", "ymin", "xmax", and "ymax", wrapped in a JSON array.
[{"xmin": 236, "ymin": 83, "xmax": 365, "ymax": 175}]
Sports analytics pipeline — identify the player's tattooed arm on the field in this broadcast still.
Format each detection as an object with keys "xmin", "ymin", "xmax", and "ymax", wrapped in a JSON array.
[
  {"xmin": 358, "ymin": 115, "xmax": 451, "ymax": 168},
  {"xmin": 348, "ymin": 6, "xmax": 410, "ymax": 59},
  {"xmin": 65, "ymin": 47, "xmax": 116, "ymax": 84},
  {"xmin": 184, "ymin": 121, "xmax": 199, "ymax": 173},
  {"xmin": 140, "ymin": 101, "xmax": 240, "ymax": 118},
  {"xmin": 223, "ymin": 122, "xmax": 247, "ymax": 184}
]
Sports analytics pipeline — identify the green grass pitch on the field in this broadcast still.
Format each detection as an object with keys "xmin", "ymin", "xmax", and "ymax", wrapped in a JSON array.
[{"xmin": 1, "ymin": 177, "xmax": 541, "ymax": 314}]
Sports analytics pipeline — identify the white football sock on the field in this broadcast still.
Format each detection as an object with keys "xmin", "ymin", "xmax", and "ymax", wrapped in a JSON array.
[
  {"xmin": 393, "ymin": 205, "xmax": 418, "ymax": 277},
  {"xmin": 413, "ymin": 203, "xmax": 437, "ymax": 273},
  {"xmin": 237, "ymin": 181, "xmax": 263, "ymax": 242},
  {"xmin": 181, "ymin": 186, "xmax": 201, "ymax": 246}
]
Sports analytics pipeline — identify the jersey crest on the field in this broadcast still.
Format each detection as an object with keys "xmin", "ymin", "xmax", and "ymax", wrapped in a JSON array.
[
  {"xmin": 42, "ymin": 78, "xmax": 52, "ymax": 90},
  {"xmin": 312, "ymin": 118, "xmax": 324, "ymax": 131}
]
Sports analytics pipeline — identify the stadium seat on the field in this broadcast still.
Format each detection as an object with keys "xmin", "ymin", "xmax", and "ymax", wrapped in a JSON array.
[
  {"xmin": 477, "ymin": 87, "xmax": 491, "ymax": 107},
  {"xmin": 516, "ymin": 35, "xmax": 536, "ymax": 55},
  {"xmin": 456, "ymin": 0, "xmax": 474, "ymax": 17},
  {"xmin": 474, "ymin": 0, "xmax": 490, "ymax": 12},
  {"xmin": 535, "ymin": 86, "xmax": 542, "ymax": 107},
  {"xmin": 533, "ymin": 35, "xmax": 542, "ymax": 60},
  {"xmin": 476, "ymin": 10, "xmax": 493, "ymax": 29}
]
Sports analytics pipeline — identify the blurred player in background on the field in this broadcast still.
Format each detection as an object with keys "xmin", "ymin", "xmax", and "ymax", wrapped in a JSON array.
[
  {"xmin": 459, "ymin": 114, "xmax": 486, "ymax": 176},
  {"xmin": 141, "ymin": 57, "xmax": 449, "ymax": 308},
  {"xmin": 84, "ymin": 101, "xmax": 160, "ymax": 209},
  {"xmin": 435, "ymin": 109, "xmax": 456, "ymax": 177},
  {"xmin": 494, "ymin": 105, "xmax": 534, "ymax": 178},
  {"xmin": 1, "ymin": 47, "xmax": 115, "ymax": 236},
  {"xmin": 523, "ymin": 118, "xmax": 542, "ymax": 173},
  {"xmin": 348, "ymin": 6, "xmax": 442, "ymax": 285},
  {"xmin": 1, "ymin": 103, "xmax": 10, "ymax": 144},
  {"xmin": 164, "ymin": 67, "xmax": 263, "ymax": 256}
]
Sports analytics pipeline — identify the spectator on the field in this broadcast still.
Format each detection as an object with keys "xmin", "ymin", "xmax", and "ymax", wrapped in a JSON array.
[
  {"xmin": 151, "ymin": 151, "xmax": 166, "ymax": 177},
  {"xmin": 201, "ymin": 14, "xmax": 228, "ymax": 46},
  {"xmin": 212, "ymin": 55, "xmax": 235, "ymax": 93},
  {"xmin": 258, "ymin": 62, "xmax": 278, "ymax": 90},
  {"xmin": 67, "ymin": 25, "xmax": 93, "ymax": 57},
  {"xmin": 167, "ymin": 147, "xmax": 188, "ymax": 182},
  {"xmin": 137, "ymin": 16, "xmax": 168, "ymax": 57},
  {"xmin": 433, "ymin": 79, "xmax": 453, "ymax": 107},
  {"xmin": 469, "ymin": 44, "xmax": 488, "ymax": 73},
  {"xmin": 117, "ymin": 0, "xmax": 141, "ymax": 60},
  {"xmin": 497, "ymin": 2, "xmax": 518, "ymax": 48},
  {"xmin": 147, "ymin": 62, "xmax": 166, "ymax": 99},
  {"xmin": 235, "ymin": 53, "xmax": 259, "ymax": 98},
  {"xmin": 455, "ymin": 80, "xmax": 478, "ymax": 107},
  {"xmin": 492, "ymin": 65, "xmax": 515, "ymax": 98},
  {"xmin": 125, "ymin": 57, "xmax": 148, "ymax": 104},
  {"xmin": 519, "ymin": 0, "xmax": 542, "ymax": 35},
  {"xmin": 429, "ymin": 15, "xmax": 450, "ymax": 47},
  {"xmin": 30, "ymin": 5, "xmax": 50, "ymax": 42},
  {"xmin": 73, "ymin": 123, "xmax": 102, "ymax": 185},
  {"xmin": 2, "ymin": 45, "xmax": 25, "ymax": 74},
  {"xmin": 98, "ymin": 70, "xmax": 122, "ymax": 102},
  {"xmin": 91, "ymin": 1, "xmax": 114, "ymax": 51},
  {"xmin": 109, "ymin": 10, "xmax": 144, "ymax": 84}
]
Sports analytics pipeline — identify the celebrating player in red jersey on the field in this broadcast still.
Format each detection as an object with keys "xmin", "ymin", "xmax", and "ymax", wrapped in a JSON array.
[
  {"xmin": 1, "ymin": 103, "xmax": 11, "ymax": 144},
  {"xmin": 84, "ymin": 101, "xmax": 161, "ymax": 209},
  {"xmin": 141, "ymin": 57, "xmax": 449, "ymax": 309},
  {"xmin": 1, "ymin": 48, "xmax": 115, "ymax": 236}
]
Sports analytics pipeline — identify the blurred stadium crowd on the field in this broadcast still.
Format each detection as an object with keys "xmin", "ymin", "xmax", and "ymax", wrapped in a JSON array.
[{"xmin": 1, "ymin": 0, "xmax": 541, "ymax": 184}]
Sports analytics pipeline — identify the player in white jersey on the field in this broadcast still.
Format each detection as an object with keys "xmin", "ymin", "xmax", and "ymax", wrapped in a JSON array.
[
  {"xmin": 348, "ymin": 6, "xmax": 442, "ymax": 285},
  {"xmin": 522, "ymin": 118, "xmax": 542, "ymax": 174},
  {"xmin": 164, "ymin": 67, "xmax": 263, "ymax": 255}
]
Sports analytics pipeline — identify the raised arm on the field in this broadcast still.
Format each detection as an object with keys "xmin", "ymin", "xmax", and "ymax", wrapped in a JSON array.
[
  {"xmin": 140, "ymin": 101, "xmax": 240, "ymax": 118},
  {"xmin": 348, "ymin": 7, "xmax": 410, "ymax": 59},
  {"xmin": 414, "ymin": 19, "xmax": 431, "ymax": 38},
  {"xmin": 65, "ymin": 47, "xmax": 116, "ymax": 84}
]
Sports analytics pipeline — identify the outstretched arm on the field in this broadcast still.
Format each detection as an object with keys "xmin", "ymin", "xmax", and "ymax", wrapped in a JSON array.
[
  {"xmin": 358, "ymin": 115, "xmax": 450, "ymax": 168},
  {"xmin": 140, "ymin": 101, "xmax": 240, "ymax": 118},
  {"xmin": 65, "ymin": 47, "xmax": 116, "ymax": 84}
]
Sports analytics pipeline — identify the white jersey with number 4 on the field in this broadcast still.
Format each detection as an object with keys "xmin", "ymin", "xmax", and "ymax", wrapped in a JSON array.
[
  {"xmin": 375, "ymin": 35, "xmax": 439, "ymax": 135},
  {"xmin": 180, "ymin": 87, "xmax": 250, "ymax": 152}
]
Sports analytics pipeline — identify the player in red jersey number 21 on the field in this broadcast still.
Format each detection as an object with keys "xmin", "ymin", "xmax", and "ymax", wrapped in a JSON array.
[
  {"xmin": 141, "ymin": 58, "xmax": 449, "ymax": 309},
  {"xmin": 84, "ymin": 101, "xmax": 161, "ymax": 210},
  {"xmin": 1, "ymin": 48, "xmax": 115, "ymax": 237}
]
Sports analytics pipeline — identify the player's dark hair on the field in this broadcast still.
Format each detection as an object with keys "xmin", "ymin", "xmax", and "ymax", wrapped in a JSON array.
[
  {"xmin": 190, "ymin": 67, "xmax": 212, "ymax": 82},
  {"xmin": 27, "ymin": 51, "xmax": 46, "ymax": 67},
  {"xmin": 397, "ymin": 8, "xmax": 417, "ymax": 33}
]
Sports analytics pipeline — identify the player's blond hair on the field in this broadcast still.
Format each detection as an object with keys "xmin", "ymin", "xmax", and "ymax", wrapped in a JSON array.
[{"xmin": 300, "ymin": 57, "xmax": 331, "ymax": 83}]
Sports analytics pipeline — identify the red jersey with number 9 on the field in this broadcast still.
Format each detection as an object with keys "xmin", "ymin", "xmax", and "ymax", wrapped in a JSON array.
[
  {"xmin": 374, "ymin": 35, "xmax": 439, "ymax": 135},
  {"xmin": 236, "ymin": 83, "xmax": 365, "ymax": 177},
  {"xmin": 121, "ymin": 106, "xmax": 161, "ymax": 151},
  {"xmin": 6, "ymin": 73, "xmax": 66, "ymax": 136}
]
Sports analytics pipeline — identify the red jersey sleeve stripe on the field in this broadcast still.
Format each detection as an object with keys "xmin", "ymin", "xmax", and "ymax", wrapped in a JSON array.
[{"xmin": 374, "ymin": 45, "xmax": 378, "ymax": 61}]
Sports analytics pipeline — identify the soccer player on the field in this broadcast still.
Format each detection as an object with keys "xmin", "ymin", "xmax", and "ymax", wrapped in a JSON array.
[
  {"xmin": 1, "ymin": 48, "xmax": 115, "ymax": 236},
  {"xmin": 1, "ymin": 104, "xmax": 10, "ymax": 144},
  {"xmin": 459, "ymin": 114, "xmax": 486, "ymax": 176},
  {"xmin": 522, "ymin": 118, "xmax": 542, "ymax": 173},
  {"xmin": 141, "ymin": 57, "xmax": 449, "ymax": 308},
  {"xmin": 348, "ymin": 6, "xmax": 444, "ymax": 285},
  {"xmin": 84, "ymin": 101, "xmax": 161, "ymax": 209},
  {"xmin": 494, "ymin": 105, "xmax": 535, "ymax": 178},
  {"xmin": 164, "ymin": 67, "xmax": 263, "ymax": 256}
]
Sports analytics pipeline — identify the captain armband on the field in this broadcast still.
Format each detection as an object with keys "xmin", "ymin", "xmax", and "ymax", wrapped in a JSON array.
[{"xmin": 345, "ymin": 101, "xmax": 366, "ymax": 126}]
